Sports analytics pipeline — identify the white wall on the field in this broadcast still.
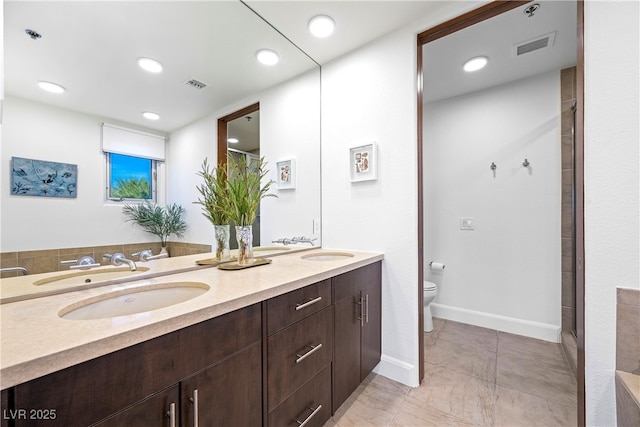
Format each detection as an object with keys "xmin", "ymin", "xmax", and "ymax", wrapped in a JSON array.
[
  {"xmin": 168, "ymin": 69, "xmax": 321, "ymax": 248},
  {"xmin": 321, "ymin": 1, "xmax": 483, "ymax": 387},
  {"xmin": 584, "ymin": 1, "xmax": 640, "ymax": 425},
  {"xmin": 0, "ymin": 96, "xmax": 166, "ymax": 251},
  {"xmin": 424, "ymin": 72, "xmax": 562, "ymax": 342}
]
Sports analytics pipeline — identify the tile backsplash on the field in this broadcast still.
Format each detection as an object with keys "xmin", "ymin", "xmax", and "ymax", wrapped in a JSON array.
[{"xmin": 0, "ymin": 241, "xmax": 211, "ymax": 278}]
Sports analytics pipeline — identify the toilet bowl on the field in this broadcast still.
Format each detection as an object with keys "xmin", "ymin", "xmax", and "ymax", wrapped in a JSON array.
[{"xmin": 423, "ymin": 281, "xmax": 438, "ymax": 332}]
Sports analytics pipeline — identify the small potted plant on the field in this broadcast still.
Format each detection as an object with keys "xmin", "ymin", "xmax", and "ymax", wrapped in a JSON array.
[
  {"xmin": 122, "ymin": 202, "xmax": 188, "ymax": 255},
  {"xmin": 223, "ymin": 154, "xmax": 275, "ymax": 265},
  {"xmin": 194, "ymin": 158, "xmax": 232, "ymax": 261}
]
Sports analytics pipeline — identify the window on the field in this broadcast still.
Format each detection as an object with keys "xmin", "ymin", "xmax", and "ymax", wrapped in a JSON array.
[
  {"xmin": 101, "ymin": 123, "xmax": 166, "ymax": 203},
  {"xmin": 106, "ymin": 153, "xmax": 156, "ymax": 201}
]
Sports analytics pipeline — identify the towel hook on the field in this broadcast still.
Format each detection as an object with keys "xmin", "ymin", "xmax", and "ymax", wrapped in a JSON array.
[{"xmin": 523, "ymin": 158, "xmax": 530, "ymax": 167}]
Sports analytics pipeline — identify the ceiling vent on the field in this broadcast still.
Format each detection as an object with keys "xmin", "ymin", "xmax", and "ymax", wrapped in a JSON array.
[
  {"xmin": 185, "ymin": 79, "xmax": 207, "ymax": 90},
  {"xmin": 513, "ymin": 31, "xmax": 556, "ymax": 57}
]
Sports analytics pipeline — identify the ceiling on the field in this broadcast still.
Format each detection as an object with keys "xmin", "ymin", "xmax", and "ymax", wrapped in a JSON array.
[{"xmin": 3, "ymin": 1, "xmax": 577, "ymax": 135}]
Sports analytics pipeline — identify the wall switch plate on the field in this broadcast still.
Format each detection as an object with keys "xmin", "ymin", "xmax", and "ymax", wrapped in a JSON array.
[
  {"xmin": 460, "ymin": 217, "xmax": 474, "ymax": 230},
  {"xmin": 313, "ymin": 219, "xmax": 321, "ymax": 234}
]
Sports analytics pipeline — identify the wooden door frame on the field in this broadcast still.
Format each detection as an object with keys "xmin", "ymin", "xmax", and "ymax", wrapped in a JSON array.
[
  {"xmin": 217, "ymin": 102, "xmax": 260, "ymax": 166},
  {"xmin": 416, "ymin": 2, "xmax": 585, "ymax": 425}
]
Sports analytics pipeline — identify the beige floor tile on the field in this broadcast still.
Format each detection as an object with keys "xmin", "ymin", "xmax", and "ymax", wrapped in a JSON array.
[
  {"xmin": 411, "ymin": 364, "xmax": 495, "ymax": 426},
  {"xmin": 392, "ymin": 395, "xmax": 474, "ymax": 427},
  {"xmin": 426, "ymin": 338, "xmax": 497, "ymax": 382},
  {"xmin": 331, "ymin": 398, "xmax": 396, "ymax": 426},
  {"xmin": 439, "ymin": 321, "xmax": 498, "ymax": 353},
  {"xmin": 497, "ymin": 351, "xmax": 576, "ymax": 401},
  {"xmin": 494, "ymin": 385, "xmax": 577, "ymax": 427},
  {"xmin": 498, "ymin": 332, "xmax": 568, "ymax": 370}
]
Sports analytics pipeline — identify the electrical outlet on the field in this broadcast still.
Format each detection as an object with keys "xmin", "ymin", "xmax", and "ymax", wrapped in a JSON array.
[
  {"xmin": 460, "ymin": 217, "xmax": 474, "ymax": 230},
  {"xmin": 313, "ymin": 219, "xmax": 321, "ymax": 234}
]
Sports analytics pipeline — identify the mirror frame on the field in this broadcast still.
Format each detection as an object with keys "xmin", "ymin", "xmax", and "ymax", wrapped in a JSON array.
[
  {"xmin": 416, "ymin": 1, "xmax": 585, "ymax": 424},
  {"xmin": 217, "ymin": 103, "xmax": 260, "ymax": 167}
]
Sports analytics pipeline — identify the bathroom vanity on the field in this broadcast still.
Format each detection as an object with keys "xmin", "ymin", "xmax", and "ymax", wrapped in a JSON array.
[{"xmin": 0, "ymin": 249, "xmax": 382, "ymax": 427}]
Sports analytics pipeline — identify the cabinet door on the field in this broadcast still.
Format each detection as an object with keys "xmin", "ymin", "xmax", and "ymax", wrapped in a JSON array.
[
  {"xmin": 360, "ymin": 262, "xmax": 382, "ymax": 379},
  {"xmin": 332, "ymin": 271, "xmax": 361, "ymax": 412},
  {"xmin": 181, "ymin": 342, "xmax": 262, "ymax": 427},
  {"xmin": 92, "ymin": 385, "xmax": 179, "ymax": 427}
]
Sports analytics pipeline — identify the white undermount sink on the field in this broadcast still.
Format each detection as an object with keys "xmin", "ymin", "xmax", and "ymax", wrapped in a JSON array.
[
  {"xmin": 33, "ymin": 267, "xmax": 151, "ymax": 287},
  {"xmin": 59, "ymin": 282, "xmax": 210, "ymax": 320},
  {"xmin": 300, "ymin": 251, "xmax": 355, "ymax": 261}
]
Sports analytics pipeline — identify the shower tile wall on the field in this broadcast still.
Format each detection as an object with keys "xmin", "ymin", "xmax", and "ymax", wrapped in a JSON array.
[
  {"xmin": 0, "ymin": 241, "xmax": 211, "ymax": 278},
  {"xmin": 561, "ymin": 67, "xmax": 576, "ymax": 334}
]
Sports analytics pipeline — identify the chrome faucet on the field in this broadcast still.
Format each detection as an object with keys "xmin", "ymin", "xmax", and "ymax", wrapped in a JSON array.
[
  {"xmin": 291, "ymin": 236, "xmax": 317, "ymax": 246},
  {"xmin": 61, "ymin": 255, "xmax": 100, "ymax": 270},
  {"xmin": 272, "ymin": 238, "xmax": 294, "ymax": 245},
  {"xmin": 103, "ymin": 253, "xmax": 137, "ymax": 271},
  {"xmin": 132, "ymin": 249, "xmax": 168, "ymax": 262},
  {"xmin": 0, "ymin": 266, "xmax": 29, "ymax": 276}
]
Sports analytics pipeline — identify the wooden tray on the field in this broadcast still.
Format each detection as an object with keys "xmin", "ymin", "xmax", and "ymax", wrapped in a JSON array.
[{"xmin": 218, "ymin": 258, "xmax": 272, "ymax": 270}]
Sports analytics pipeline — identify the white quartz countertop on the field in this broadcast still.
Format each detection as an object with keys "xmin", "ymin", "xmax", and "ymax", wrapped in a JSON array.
[{"xmin": 0, "ymin": 248, "xmax": 383, "ymax": 389}]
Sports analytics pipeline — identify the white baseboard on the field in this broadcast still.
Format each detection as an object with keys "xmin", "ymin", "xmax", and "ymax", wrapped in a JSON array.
[
  {"xmin": 430, "ymin": 303, "xmax": 561, "ymax": 343},
  {"xmin": 373, "ymin": 354, "xmax": 420, "ymax": 387}
]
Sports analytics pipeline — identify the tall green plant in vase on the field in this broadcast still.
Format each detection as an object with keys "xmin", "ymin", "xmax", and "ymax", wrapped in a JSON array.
[
  {"xmin": 195, "ymin": 158, "xmax": 232, "ymax": 261},
  {"xmin": 223, "ymin": 154, "xmax": 275, "ymax": 265}
]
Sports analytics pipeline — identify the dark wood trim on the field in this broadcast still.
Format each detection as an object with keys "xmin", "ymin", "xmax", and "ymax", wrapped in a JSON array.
[
  {"xmin": 217, "ymin": 102, "xmax": 260, "ymax": 167},
  {"xmin": 416, "ymin": 5, "xmax": 586, "ymax": 423},
  {"xmin": 417, "ymin": 1, "xmax": 528, "ymax": 45},
  {"xmin": 575, "ymin": 1, "xmax": 586, "ymax": 425},
  {"xmin": 417, "ymin": 37, "xmax": 425, "ymax": 383}
]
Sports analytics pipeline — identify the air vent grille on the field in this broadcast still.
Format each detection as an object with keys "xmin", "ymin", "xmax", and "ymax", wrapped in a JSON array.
[
  {"xmin": 185, "ymin": 79, "xmax": 207, "ymax": 90},
  {"xmin": 513, "ymin": 31, "xmax": 557, "ymax": 57}
]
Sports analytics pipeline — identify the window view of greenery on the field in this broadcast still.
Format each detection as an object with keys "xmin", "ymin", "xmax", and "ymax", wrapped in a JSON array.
[{"xmin": 109, "ymin": 153, "xmax": 153, "ymax": 200}]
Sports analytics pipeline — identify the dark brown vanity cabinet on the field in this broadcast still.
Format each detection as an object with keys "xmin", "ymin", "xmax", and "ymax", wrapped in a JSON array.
[
  {"xmin": 332, "ymin": 262, "xmax": 382, "ymax": 411},
  {"xmin": 265, "ymin": 279, "xmax": 333, "ymax": 427},
  {"xmin": 7, "ymin": 303, "xmax": 262, "ymax": 427}
]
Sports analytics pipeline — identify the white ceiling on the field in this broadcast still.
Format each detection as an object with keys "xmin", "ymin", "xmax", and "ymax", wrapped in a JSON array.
[{"xmin": 3, "ymin": 1, "xmax": 577, "ymax": 135}]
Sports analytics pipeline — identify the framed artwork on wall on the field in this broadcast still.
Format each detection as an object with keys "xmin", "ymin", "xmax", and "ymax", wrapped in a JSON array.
[
  {"xmin": 10, "ymin": 156, "xmax": 78, "ymax": 198},
  {"xmin": 350, "ymin": 142, "xmax": 377, "ymax": 182},
  {"xmin": 276, "ymin": 158, "xmax": 296, "ymax": 190}
]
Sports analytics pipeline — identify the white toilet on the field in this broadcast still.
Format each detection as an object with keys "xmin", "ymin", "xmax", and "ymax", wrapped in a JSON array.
[{"xmin": 423, "ymin": 281, "xmax": 438, "ymax": 332}]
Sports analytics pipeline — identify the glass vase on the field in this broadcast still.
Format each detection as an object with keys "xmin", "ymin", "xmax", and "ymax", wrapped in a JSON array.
[
  {"xmin": 214, "ymin": 224, "xmax": 231, "ymax": 261},
  {"xmin": 235, "ymin": 225, "xmax": 254, "ymax": 266}
]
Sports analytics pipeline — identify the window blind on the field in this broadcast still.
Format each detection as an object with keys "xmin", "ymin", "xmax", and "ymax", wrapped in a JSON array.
[{"xmin": 102, "ymin": 123, "xmax": 166, "ymax": 161}]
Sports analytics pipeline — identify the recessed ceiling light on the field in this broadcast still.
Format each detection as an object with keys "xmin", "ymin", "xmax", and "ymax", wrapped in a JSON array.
[
  {"xmin": 463, "ymin": 56, "xmax": 489, "ymax": 72},
  {"xmin": 142, "ymin": 112, "xmax": 160, "ymax": 121},
  {"xmin": 38, "ymin": 81, "xmax": 65, "ymax": 94},
  {"xmin": 256, "ymin": 49, "xmax": 279, "ymax": 66},
  {"xmin": 138, "ymin": 57, "xmax": 163, "ymax": 73},
  {"xmin": 227, "ymin": 137, "xmax": 239, "ymax": 144},
  {"xmin": 309, "ymin": 15, "xmax": 335, "ymax": 38}
]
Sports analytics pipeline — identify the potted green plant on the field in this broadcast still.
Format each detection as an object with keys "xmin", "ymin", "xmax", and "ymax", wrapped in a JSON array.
[
  {"xmin": 223, "ymin": 154, "xmax": 275, "ymax": 265},
  {"xmin": 194, "ymin": 158, "xmax": 232, "ymax": 261},
  {"xmin": 122, "ymin": 202, "xmax": 188, "ymax": 255}
]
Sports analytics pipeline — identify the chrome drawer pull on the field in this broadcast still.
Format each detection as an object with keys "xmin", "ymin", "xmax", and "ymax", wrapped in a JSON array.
[
  {"xmin": 189, "ymin": 389, "xmax": 199, "ymax": 427},
  {"xmin": 167, "ymin": 402, "xmax": 176, "ymax": 427},
  {"xmin": 295, "ymin": 343, "xmax": 323, "ymax": 364},
  {"xmin": 295, "ymin": 405, "xmax": 323, "ymax": 427},
  {"xmin": 295, "ymin": 296, "xmax": 322, "ymax": 311}
]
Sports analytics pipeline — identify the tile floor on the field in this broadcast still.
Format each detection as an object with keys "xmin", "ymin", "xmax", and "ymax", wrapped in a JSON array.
[{"xmin": 324, "ymin": 318, "xmax": 577, "ymax": 427}]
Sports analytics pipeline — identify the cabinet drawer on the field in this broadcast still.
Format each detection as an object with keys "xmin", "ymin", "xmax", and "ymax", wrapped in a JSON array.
[
  {"xmin": 267, "ymin": 279, "xmax": 331, "ymax": 335},
  {"xmin": 267, "ymin": 306, "xmax": 333, "ymax": 410},
  {"xmin": 267, "ymin": 365, "xmax": 331, "ymax": 427}
]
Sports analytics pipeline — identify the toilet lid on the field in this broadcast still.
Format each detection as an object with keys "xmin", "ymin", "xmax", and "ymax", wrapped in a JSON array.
[{"xmin": 424, "ymin": 281, "xmax": 437, "ymax": 291}]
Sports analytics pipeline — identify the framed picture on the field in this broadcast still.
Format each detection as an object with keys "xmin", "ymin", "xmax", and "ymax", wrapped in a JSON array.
[
  {"xmin": 10, "ymin": 157, "xmax": 78, "ymax": 198},
  {"xmin": 350, "ymin": 142, "xmax": 377, "ymax": 182},
  {"xmin": 276, "ymin": 159, "xmax": 296, "ymax": 190}
]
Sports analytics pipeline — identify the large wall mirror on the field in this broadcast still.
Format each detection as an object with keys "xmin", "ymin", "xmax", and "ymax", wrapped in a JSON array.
[{"xmin": 1, "ymin": 2, "xmax": 321, "ymax": 262}]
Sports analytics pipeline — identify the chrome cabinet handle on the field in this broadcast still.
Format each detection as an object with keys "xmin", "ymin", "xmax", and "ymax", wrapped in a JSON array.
[
  {"xmin": 295, "ymin": 296, "xmax": 322, "ymax": 311},
  {"xmin": 167, "ymin": 402, "xmax": 176, "ymax": 427},
  {"xmin": 295, "ymin": 343, "xmax": 323, "ymax": 364},
  {"xmin": 295, "ymin": 405, "xmax": 322, "ymax": 427},
  {"xmin": 189, "ymin": 389, "xmax": 199, "ymax": 427},
  {"xmin": 365, "ymin": 293, "xmax": 369, "ymax": 324},
  {"xmin": 356, "ymin": 294, "xmax": 365, "ymax": 327}
]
